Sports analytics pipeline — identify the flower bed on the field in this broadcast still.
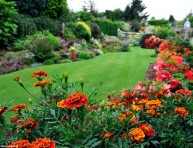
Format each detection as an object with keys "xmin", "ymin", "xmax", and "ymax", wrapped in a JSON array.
[{"xmin": 1, "ymin": 40, "xmax": 193, "ymax": 147}]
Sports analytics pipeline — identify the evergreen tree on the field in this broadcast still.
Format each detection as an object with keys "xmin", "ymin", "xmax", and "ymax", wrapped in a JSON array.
[
  {"xmin": 169, "ymin": 15, "xmax": 175, "ymax": 23},
  {"xmin": 6, "ymin": 0, "xmax": 46, "ymax": 17},
  {"xmin": 124, "ymin": 0, "xmax": 149, "ymax": 22}
]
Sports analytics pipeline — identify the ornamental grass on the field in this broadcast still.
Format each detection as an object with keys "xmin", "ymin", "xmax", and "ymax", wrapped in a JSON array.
[{"xmin": 1, "ymin": 40, "xmax": 193, "ymax": 147}]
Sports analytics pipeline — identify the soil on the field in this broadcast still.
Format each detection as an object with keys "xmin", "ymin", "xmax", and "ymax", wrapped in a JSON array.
[{"xmin": 145, "ymin": 63, "xmax": 156, "ymax": 81}]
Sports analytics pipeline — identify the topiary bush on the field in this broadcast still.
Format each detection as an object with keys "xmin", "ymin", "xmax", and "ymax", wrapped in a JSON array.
[{"xmin": 75, "ymin": 50, "xmax": 95, "ymax": 60}]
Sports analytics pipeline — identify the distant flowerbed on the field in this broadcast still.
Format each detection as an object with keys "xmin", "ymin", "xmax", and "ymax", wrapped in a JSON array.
[{"xmin": 1, "ymin": 40, "xmax": 193, "ymax": 147}]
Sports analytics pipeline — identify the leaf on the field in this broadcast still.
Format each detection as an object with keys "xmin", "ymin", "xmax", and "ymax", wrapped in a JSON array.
[
  {"xmin": 82, "ymin": 135, "xmax": 90, "ymax": 145},
  {"xmin": 118, "ymin": 137, "xmax": 123, "ymax": 148},
  {"xmin": 84, "ymin": 138, "xmax": 98, "ymax": 147},
  {"xmin": 109, "ymin": 143, "xmax": 119, "ymax": 148},
  {"xmin": 50, "ymin": 109, "xmax": 56, "ymax": 117},
  {"xmin": 90, "ymin": 140, "xmax": 102, "ymax": 148}
]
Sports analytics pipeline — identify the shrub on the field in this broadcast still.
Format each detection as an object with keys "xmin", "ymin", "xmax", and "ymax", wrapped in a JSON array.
[
  {"xmin": 76, "ymin": 11, "xmax": 95, "ymax": 22},
  {"xmin": 0, "ymin": 0, "xmax": 18, "ymax": 46},
  {"xmin": 34, "ymin": 16, "xmax": 62, "ymax": 35},
  {"xmin": 64, "ymin": 28, "xmax": 76, "ymax": 39},
  {"xmin": 29, "ymin": 38, "xmax": 54, "ymax": 62},
  {"xmin": 174, "ymin": 40, "xmax": 193, "ymax": 50},
  {"xmin": 95, "ymin": 20, "xmax": 123, "ymax": 36},
  {"xmin": 15, "ymin": 14, "xmax": 37, "ymax": 38},
  {"xmin": 156, "ymin": 26, "xmax": 175, "ymax": 39},
  {"xmin": 68, "ymin": 22, "xmax": 91, "ymax": 40},
  {"xmin": 43, "ymin": 55, "xmax": 61, "ymax": 65},
  {"xmin": 77, "ymin": 21, "xmax": 92, "ymax": 38},
  {"xmin": 89, "ymin": 21, "xmax": 100, "ymax": 38},
  {"xmin": 130, "ymin": 22, "xmax": 141, "ymax": 32},
  {"xmin": 14, "ymin": 31, "xmax": 60, "ymax": 51},
  {"xmin": 148, "ymin": 19, "xmax": 170, "ymax": 27},
  {"xmin": 76, "ymin": 50, "xmax": 95, "ymax": 60}
]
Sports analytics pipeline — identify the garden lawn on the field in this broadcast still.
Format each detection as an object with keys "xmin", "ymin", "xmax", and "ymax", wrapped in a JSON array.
[{"xmin": 0, "ymin": 47, "xmax": 155, "ymax": 106}]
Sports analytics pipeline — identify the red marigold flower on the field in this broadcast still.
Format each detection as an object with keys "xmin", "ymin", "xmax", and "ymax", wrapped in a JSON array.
[
  {"xmin": 129, "ymin": 128, "xmax": 145, "ymax": 142},
  {"xmin": 174, "ymin": 107, "xmax": 188, "ymax": 117},
  {"xmin": 18, "ymin": 118, "xmax": 38, "ymax": 132},
  {"xmin": 57, "ymin": 92, "xmax": 89, "ymax": 109},
  {"xmin": 11, "ymin": 104, "xmax": 28, "ymax": 112},
  {"xmin": 34, "ymin": 78, "xmax": 51, "ymax": 87},
  {"xmin": 184, "ymin": 69, "xmax": 193, "ymax": 80},
  {"xmin": 0, "ymin": 107, "xmax": 8, "ymax": 115},
  {"xmin": 121, "ymin": 133, "xmax": 127, "ymax": 140},
  {"xmin": 121, "ymin": 89, "xmax": 129, "ymax": 97},
  {"xmin": 139, "ymin": 124, "xmax": 154, "ymax": 137},
  {"xmin": 6, "ymin": 140, "xmax": 32, "ymax": 148},
  {"xmin": 10, "ymin": 115, "xmax": 20, "ymax": 124},
  {"xmin": 31, "ymin": 70, "xmax": 47, "ymax": 78},
  {"xmin": 31, "ymin": 138, "xmax": 55, "ymax": 148},
  {"xmin": 87, "ymin": 105, "xmax": 100, "ymax": 111},
  {"xmin": 101, "ymin": 132, "xmax": 114, "ymax": 139},
  {"xmin": 146, "ymin": 99, "xmax": 162, "ymax": 109}
]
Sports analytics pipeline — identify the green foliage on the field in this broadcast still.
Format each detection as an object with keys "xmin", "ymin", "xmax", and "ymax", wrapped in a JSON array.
[
  {"xmin": 0, "ymin": 0, "xmax": 18, "ymax": 46},
  {"xmin": 76, "ymin": 50, "xmax": 95, "ymax": 60},
  {"xmin": 104, "ymin": 9, "xmax": 124, "ymax": 21},
  {"xmin": 148, "ymin": 19, "xmax": 170, "ymax": 27},
  {"xmin": 14, "ymin": 31, "xmax": 60, "ymax": 51},
  {"xmin": 77, "ymin": 21, "xmax": 92, "ymax": 38},
  {"xmin": 68, "ymin": 22, "xmax": 91, "ymax": 40},
  {"xmin": 34, "ymin": 16, "xmax": 62, "ymax": 35},
  {"xmin": 124, "ymin": 0, "xmax": 149, "ymax": 21},
  {"xmin": 43, "ymin": 55, "xmax": 61, "ymax": 65},
  {"xmin": 7, "ymin": 0, "xmax": 46, "ymax": 17},
  {"xmin": 156, "ymin": 26, "xmax": 175, "ymax": 39},
  {"xmin": 174, "ymin": 40, "xmax": 193, "ymax": 50},
  {"xmin": 15, "ymin": 14, "xmax": 37, "ymax": 38},
  {"xmin": 95, "ymin": 20, "xmax": 123, "ymax": 36},
  {"xmin": 76, "ymin": 11, "xmax": 95, "ymax": 21},
  {"xmin": 184, "ymin": 52, "xmax": 193, "ymax": 68},
  {"xmin": 14, "ymin": 31, "xmax": 59, "ymax": 61},
  {"xmin": 89, "ymin": 22, "xmax": 101, "ymax": 38},
  {"xmin": 64, "ymin": 28, "xmax": 76, "ymax": 39},
  {"xmin": 41, "ymin": 0, "xmax": 68, "ymax": 19}
]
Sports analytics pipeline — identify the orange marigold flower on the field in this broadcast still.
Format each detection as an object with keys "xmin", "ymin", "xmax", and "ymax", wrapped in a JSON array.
[
  {"xmin": 6, "ymin": 140, "xmax": 31, "ymax": 148},
  {"xmin": 34, "ymin": 78, "xmax": 51, "ymax": 87},
  {"xmin": 146, "ymin": 99, "xmax": 162, "ymax": 109},
  {"xmin": 31, "ymin": 70, "xmax": 47, "ymax": 78},
  {"xmin": 10, "ymin": 115, "xmax": 20, "ymax": 124},
  {"xmin": 174, "ymin": 107, "xmax": 188, "ymax": 117},
  {"xmin": 129, "ymin": 128, "xmax": 145, "ymax": 142},
  {"xmin": 139, "ymin": 124, "xmax": 154, "ymax": 137},
  {"xmin": 130, "ymin": 117, "xmax": 139, "ymax": 124},
  {"xmin": 146, "ymin": 109, "xmax": 156, "ymax": 115},
  {"xmin": 13, "ymin": 76, "xmax": 20, "ymax": 82},
  {"xmin": 57, "ymin": 92, "xmax": 89, "ymax": 109},
  {"xmin": 18, "ymin": 118, "xmax": 38, "ymax": 132},
  {"xmin": 11, "ymin": 104, "xmax": 28, "ymax": 112},
  {"xmin": 0, "ymin": 107, "xmax": 8, "ymax": 115},
  {"xmin": 118, "ymin": 110, "xmax": 133, "ymax": 121},
  {"xmin": 131, "ymin": 105, "xmax": 143, "ymax": 111},
  {"xmin": 138, "ymin": 99, "xmax": 148, "ymax": 105},
  {"xmin": 31, "ymin": 138, "xmax": 55, "ymax": 148},
  {"xmin": 175, "ymin": 89, "xmax": 191, "ymax": 96},
  {"xmin": 101, "ymin": 132, "xmax": 115, "ymax": 139}
]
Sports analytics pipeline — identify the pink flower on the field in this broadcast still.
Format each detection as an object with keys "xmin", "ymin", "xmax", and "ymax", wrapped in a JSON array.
[
  {"xmin": 154, "ymin": 70, "xmax": 172, "ymax": 81},
  {"xmin": 184, "ymin": 69, "xmax": 193, "ymax": 80}
]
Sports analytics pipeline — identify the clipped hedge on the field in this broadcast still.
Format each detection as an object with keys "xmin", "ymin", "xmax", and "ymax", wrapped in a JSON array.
[{"xmin": 95, "ymin": 20, "xmax": 123, "ymax": 36}]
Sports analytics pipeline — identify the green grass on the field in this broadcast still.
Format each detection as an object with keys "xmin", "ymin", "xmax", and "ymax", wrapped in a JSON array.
[{"xmin": 0, "ymin": 47, "xmax": 155, "ymax": 106}]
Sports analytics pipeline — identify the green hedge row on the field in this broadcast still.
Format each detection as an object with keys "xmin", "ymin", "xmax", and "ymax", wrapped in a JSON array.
[{"xmin": 95, "ymin": 20, "xmax": 123, "ymax": 36}]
